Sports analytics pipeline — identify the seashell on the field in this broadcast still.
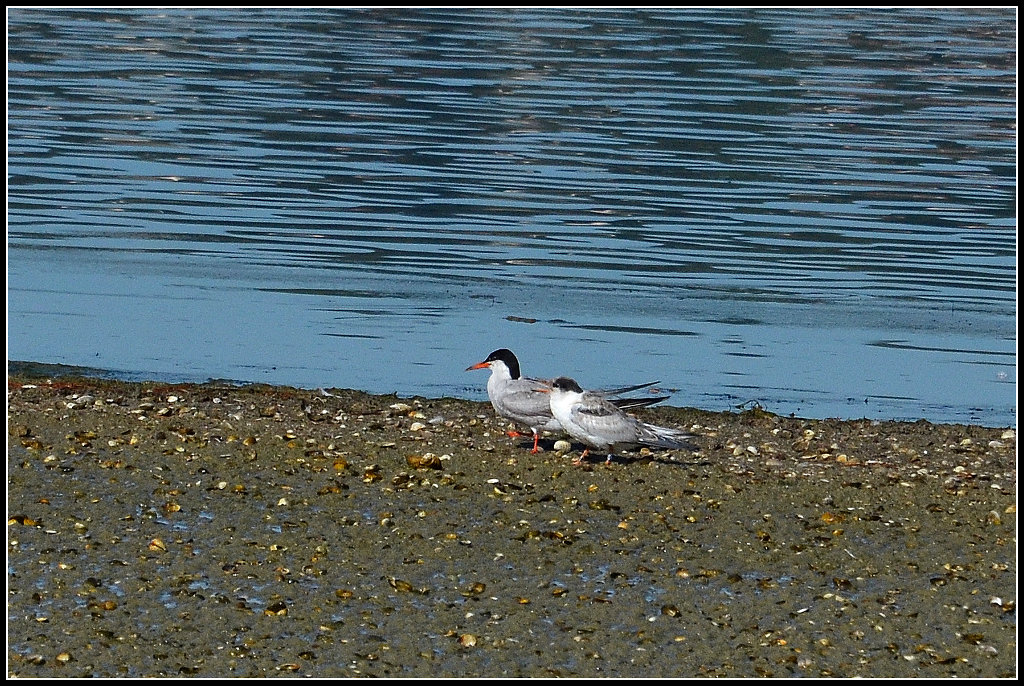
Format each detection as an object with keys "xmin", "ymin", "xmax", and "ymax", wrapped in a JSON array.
[
  {"xmin": 407, "ymin": 453, "xmax": 442, "ymax": 469},
  {"xmin": 265, "ymin": 601, "xmax": 288, "ymax": 616},
  {"xmin": 461, "ymin": 582, "xmax": 486, "ymax": 596}
]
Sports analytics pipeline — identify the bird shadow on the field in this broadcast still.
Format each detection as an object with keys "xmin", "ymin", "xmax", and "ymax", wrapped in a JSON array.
[{"xmin": 544, "ymin": 440, "xmax": 707, "ymax": 468}]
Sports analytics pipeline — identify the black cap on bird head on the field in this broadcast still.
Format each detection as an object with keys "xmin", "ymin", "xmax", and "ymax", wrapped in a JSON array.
[
  {"xmin": 551, "ymin": 377, "xmax": 584, "ymax": 393},
  {"xmin": 484, "ymin": 349, "xmax": 521, "ymax": 379}
]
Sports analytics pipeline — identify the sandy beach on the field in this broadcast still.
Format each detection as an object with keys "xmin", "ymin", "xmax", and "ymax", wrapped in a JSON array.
[{"xmin": 7, "ymin": 372, "xmax": 1016, "ymax": 677}]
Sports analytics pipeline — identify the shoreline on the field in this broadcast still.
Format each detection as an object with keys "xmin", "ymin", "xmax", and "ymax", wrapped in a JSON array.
[
  {"xmin": 7, "ymin": 372, "xmax": 1017, "ymax": 677},
  {"xmin": 6, "ymin": 359, "xmax": 1015, "ymax": 431}
]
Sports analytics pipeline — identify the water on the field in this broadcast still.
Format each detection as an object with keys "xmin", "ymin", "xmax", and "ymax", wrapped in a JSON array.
[{"xmin": 7, "ymin": 8, "xmax": 1017, "ymax": 427}]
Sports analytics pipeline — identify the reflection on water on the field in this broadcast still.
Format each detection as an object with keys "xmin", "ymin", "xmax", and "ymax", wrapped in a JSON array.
[{"xmin": 7, "ymin": 8, "xmax": 1016, "ymax": 426}]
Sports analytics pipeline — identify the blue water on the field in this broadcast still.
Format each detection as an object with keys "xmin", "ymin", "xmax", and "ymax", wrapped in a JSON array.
[{"xmin": 7, "ymin": 8, "xmax": 1017, "ymax": 426}]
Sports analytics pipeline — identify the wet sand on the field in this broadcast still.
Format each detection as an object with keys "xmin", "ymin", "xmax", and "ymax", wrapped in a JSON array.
[{"xmin": 7, "ymin": 373, "xmax": 1016, "ymax": 677}]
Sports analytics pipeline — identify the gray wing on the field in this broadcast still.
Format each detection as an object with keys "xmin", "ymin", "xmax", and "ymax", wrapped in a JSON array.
[
  {"xmin": 634, "ymin": 420, "xmax": 699, "ymax": 450},
  {"xmin": 600, "ymin": 380, "xmax": 660, "ymax": 396},
  {"xmin": 570, "ymin": 392, "xmax": 646, "ymax": 446},
  {"xmin": 495, "ymin": 379, "xmax": 560, "ymax": 430},
  {"xmin": 602, "ymin": 380, "xmax": 668, "ymax": 410},
  {"xmin": 572, "ymin": 392, "xmax": 698, "ymax": 450},
  {"xmin": 524, "ymin": 376, "xmax": 668, "ymax": 410},
  {"xmin": 634, "ymin": 423, "xmax": 700, "ymax": 450},
  {"xmin": 610, "ymin": 395, "xmax": 665, "ymax": 410}
]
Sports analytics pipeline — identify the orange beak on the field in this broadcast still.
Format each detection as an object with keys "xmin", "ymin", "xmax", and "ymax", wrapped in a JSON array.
[{"xmin": 466, "ymin": 361, "xmax": 490, "ymax": 371}]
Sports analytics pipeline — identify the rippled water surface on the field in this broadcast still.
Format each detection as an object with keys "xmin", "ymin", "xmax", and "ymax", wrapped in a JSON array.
[{"xmin": 7, "ymin": 8, "xmax": 1017, "ymax": 426}]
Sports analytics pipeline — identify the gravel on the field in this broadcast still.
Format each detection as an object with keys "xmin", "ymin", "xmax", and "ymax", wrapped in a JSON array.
[{"xmin": 7, "ymin": 374, "xmax": 1017, "ymax": 677}]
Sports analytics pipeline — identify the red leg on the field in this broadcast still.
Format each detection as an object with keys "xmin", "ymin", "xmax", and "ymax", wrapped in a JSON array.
[
  {"xmin": 530, "ymin": 431, "xmax": 541, "ymax": 454},
  {"xmin": 572, "ymin": 449, "xmax": 590, "ymax": 466}
]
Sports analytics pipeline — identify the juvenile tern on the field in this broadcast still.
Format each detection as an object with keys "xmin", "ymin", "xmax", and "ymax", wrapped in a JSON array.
[
  {"xmin": 466, "ymin": 349, "xmax": 665, "ymax": 454},
  {"xmin": 547, "ymin": 376, "xmax": 697, "ymax": 465}
]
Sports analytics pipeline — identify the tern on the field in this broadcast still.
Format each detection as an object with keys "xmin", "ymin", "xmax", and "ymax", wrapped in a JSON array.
[
  {"xmin": 466, "ymin": 348, "xmax": 665, "ymax": 454},
  {"xmin": 547, "ymin": 376, "xmax": 697, "ymax": 465}
]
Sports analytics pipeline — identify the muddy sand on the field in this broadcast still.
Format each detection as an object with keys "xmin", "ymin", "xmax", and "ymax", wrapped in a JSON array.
[{"xmin": 6, "ymin": 373, "xmax": 1016, "ymax": 677}]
